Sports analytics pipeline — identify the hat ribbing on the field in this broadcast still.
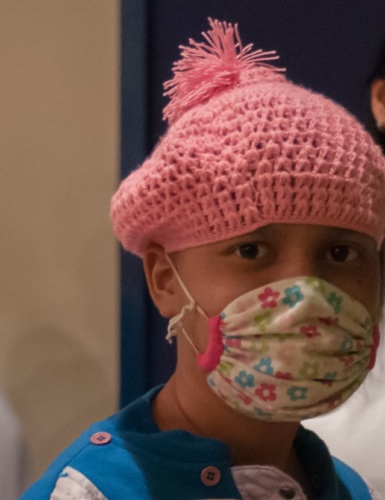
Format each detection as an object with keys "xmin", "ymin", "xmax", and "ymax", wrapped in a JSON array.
[{"xmin": 111, "ymin": 20, "xmax": 385, "ymax": 256}]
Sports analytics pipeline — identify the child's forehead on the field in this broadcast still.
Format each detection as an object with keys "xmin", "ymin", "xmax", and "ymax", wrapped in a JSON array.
[
  {"xmin": 170, "ymin": 224, "xmax": 379, "ymax": 261},
  {"xmin": 243, "ymin": 224, "xmax": 370, "ymax": 238}
]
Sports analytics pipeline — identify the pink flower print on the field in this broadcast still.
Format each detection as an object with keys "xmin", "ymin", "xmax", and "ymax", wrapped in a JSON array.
[
  {"xmin": 238, "ymin": 392, "xmax": 253, "ymax": 406},
  {"xmin": 339, "ymin": 355, "xmax": 354, "ymax": 366},
  {"xmin": 255, "ymin": 383, "xmax": 277, "ymax": 402},
  {"xmin": 226, "ymin": 338, "xmax": 242, "ymax": 349},
  {"xmin": 258, "ymin": 287, "xmax": 280, "ymax": 309},
  {"xmin": 275, "ymin": 371, "xmax": 293, "ymax": 380},
  {"xmin": 355, "ymin": 340, "xmax": 364, "ymax": 351},
  {"xmin": 319, "ymin": 317, "xmax": 339, "ymax": 326},
  {"xmin": 299, "ymin": 362, "xmax": 319, "ymax": 379},
  {"xmin": 253, "ymin": 407, "xmax": 272, "ymax": 419},
  {"xmin": 300, "ymin": 325, "xmax": 321, "ymax": 338},
  {"xmin": 327, "ymin": 394, "xmax": 343, "ymax": 410}
]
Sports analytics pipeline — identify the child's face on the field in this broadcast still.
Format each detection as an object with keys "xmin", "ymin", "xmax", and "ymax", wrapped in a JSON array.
[{"xmin": 171, "ymin": 224, "xmax": 382, "ymax": 322}]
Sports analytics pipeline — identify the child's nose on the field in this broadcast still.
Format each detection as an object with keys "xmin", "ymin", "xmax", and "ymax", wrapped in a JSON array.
[{"xmin": 276, "ymin": 254, "xmax": 322, "ymax": 281}]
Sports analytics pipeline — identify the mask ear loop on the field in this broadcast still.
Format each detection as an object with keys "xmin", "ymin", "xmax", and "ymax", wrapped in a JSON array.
[
  {"xmin": 164, "ymin": 253, "xmax": 224, "ymax": 372},
  {"xmin": 164, "ymin": 253, "xmax": 208, "ymax": 344}
]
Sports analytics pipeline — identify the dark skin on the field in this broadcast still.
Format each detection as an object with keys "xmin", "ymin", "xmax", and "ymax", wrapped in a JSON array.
[{"xmin": 143, "ymin": 224, "xmax": 382, "ymax": 496}]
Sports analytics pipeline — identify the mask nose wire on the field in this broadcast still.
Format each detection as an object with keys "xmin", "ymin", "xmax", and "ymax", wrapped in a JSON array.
[{"xmin": 164, "ymin": 253, "xmax": 208, "ymax": 345}]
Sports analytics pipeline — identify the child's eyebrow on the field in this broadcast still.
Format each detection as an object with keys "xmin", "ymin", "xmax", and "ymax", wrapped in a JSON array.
[{"xmin": 320, "ymin": 227, "xmax": 376, "ymax": 244}]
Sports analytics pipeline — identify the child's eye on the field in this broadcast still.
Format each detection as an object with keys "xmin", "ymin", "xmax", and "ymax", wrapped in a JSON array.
[
  {"xmin": 327, "ymin": 245, "xmax": 359, "ymax": 263},
  {"xmin": 235, "ymin": 243, "xmax": 267, "ymax": 260}
]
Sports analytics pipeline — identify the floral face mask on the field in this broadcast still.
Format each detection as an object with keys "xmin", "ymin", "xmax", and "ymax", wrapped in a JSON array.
[{"xmin": 166, "ymin": 260, "xmax": 380, "ymax": 422}]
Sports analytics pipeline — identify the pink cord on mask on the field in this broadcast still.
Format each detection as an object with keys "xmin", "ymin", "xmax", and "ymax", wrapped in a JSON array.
[
  {"xmin": 369, "ymin": 325, "xmax": 380, "ymax": 370},
  {"xmin": 197, "ymin": 315, "xmax": 224, "ymax": 372}
]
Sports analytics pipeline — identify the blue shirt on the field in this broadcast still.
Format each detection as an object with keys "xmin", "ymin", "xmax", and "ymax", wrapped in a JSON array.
[{"xmin": 21, "ymin": 387, "xmax": 372, "ymax": 499}]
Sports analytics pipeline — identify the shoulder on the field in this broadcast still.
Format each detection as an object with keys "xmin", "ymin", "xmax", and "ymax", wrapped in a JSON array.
[
  {"xmin": 20, "ymin": 388, "xmax": 161, "ymax": 499},
  {"xmin": 332, "ymin": 456, "xmax": 381, "ymax": 500},
  {"xmin": 297, "ymin": 426, "xmax": 377, "ymax": 499}
]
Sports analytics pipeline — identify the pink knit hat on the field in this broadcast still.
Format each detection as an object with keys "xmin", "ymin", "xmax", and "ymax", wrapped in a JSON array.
[{"xmin": 111, "ymin": 19, "xmax": 385, "ymax": 256}]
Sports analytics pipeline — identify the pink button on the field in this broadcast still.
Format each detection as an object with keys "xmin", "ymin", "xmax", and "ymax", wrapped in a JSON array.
[
  {"xmin": 200, "ymin": 466, "xmax": 221, "ymax": 486},
  {"xmin": 90, "ymin": 432, "xmax": 112, "ymax": 445}
]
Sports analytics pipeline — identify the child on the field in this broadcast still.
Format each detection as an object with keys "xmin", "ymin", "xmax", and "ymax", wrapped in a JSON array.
[{"xmin": 22, "ymin": 19, "xmax": 385, "ymax": 499}]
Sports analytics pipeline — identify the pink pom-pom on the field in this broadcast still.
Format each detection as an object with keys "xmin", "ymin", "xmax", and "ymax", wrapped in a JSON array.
[{"xmin": 163, "ymin": 18, "xmax": 284, "ymax": 124}]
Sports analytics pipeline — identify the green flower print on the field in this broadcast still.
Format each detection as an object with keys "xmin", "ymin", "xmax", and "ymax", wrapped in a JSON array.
[
  {"xmin": 218, "ymin": 361, "xmax": 232, "ymax": 377},
  {"xmin": 277, "ymin": 333, "xmax": 295, "ymax": 343},
  {"xmin": 282, "ymin": 285, "xmax": 304, "ymax": 308},
  {"xmin": 327, "ymin": 292, "xmax": 343, "ymax": 314},
  {"xmin": 305, "ymin": 277, "xmax": 326, "ymax": 294},
  {"xmin": 299, "ymin": 362, "xmax": 319, "ymax": 379},
  {"xmin": 253, "ymin": 311, "xmax": 272, "ymax": 333},
  {"xmin": 287, "ymin": 386, "xmax": 308, "ymax": 401},
  {"xmin": 249, "ymin": 339, "xmax": 270, "ymax": 355}
]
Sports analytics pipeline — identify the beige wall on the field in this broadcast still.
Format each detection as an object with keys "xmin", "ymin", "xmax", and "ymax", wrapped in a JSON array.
[{"xmin": 0, "ymin": 0, "xmax": 119, "ymax": 487}]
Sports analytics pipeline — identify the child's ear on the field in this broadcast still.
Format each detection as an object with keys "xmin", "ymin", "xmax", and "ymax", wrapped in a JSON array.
[
  {"xmin": 379, "ymin": 244, "xmax": 385, "ymax": 319},
  {"xmin": 142, "ymin": 243, "xmax": 180, "ymax": 318},
  {"xmin": 371, "ymin": 78, "xmax": 385, "ymax": 128}
]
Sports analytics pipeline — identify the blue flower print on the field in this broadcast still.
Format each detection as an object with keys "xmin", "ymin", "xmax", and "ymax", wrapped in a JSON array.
[
  {"xmin": 287, "ymin": 386, "xmax": 308, "ymax": 401},
  {"xmin": 340, "ymin": 335, "xmax": 354, "ymax": 353},
  {"xmin": 327, "ymin": 292, "xmax": 343, "ymax": 314},
  {"xmin": 235, "ymin": 370, "xmax": 255, "ymax": 388},
  {"xmin": 282, "ymin": 285, "xmax": 304, "ymax": 308},
  {"xmin": 253, "ymin": 357, "xmax": 274, "ymax": 376},
  {"xmin": 321, "ymin": 372, "xmax": 337, "ymax": 387},
  {"xmin": 324, "ymin": 372, "xmax": 337, "ymax": 381},
  {"xmin": 208, "ymin": 377, "xmax": 216, "ymax": 387},
  {"xmin": 253, "ymin": 407, "xmax": 273, "ymax": 419}
]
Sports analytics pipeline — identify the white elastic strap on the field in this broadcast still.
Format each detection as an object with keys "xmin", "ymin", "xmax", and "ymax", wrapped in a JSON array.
[{"xmin": 165, "ymin": 253, "xmax": 208, "ymax": 342}]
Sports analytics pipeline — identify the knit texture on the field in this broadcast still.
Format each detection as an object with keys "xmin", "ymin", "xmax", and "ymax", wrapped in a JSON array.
[{"xmin": 111, "ymin": 20, "xmax": 385, "ymax": 256}]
